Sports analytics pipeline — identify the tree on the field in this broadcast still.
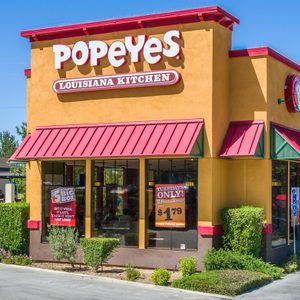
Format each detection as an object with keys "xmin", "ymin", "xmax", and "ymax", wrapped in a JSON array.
[
  {"xmin": 0, "ymin": 131, "xmax": 18, "ymax": 158},
  {"xmin": 10, "ymin": 163, "xmax": 26, "ymax": 201},
  {"xmin": 11, "ymin": 122, "xmax": 27, "ymax": 201},
  {"xmin": 16, "ymin": 122, "xmax": 27, "ymax": 140}
]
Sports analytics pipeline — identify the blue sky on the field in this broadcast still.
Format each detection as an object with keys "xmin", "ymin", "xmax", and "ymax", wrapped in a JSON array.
[{"xmin": 1, "ymin": 0, "xmax": 299, "ymax": 140}]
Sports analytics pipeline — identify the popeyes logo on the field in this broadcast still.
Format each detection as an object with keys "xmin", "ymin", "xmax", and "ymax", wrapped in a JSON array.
[
  {"xmin": 285, "ymin": 75, "xmax": 300, "ymax": 112},
  {"xmin": 53, "ymin": 30, "xmax": 181, "ymax": 69},
  {"xmin": 52, "ymin": 30, "xmax": 182, "ymax": 93}
]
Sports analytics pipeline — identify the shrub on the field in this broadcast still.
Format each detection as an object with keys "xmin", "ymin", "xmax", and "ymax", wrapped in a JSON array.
[
  {"xmin": 80, "ymin": 237, "xmax": 120, "ymax": 272},
  {"xmin": 47, "ymin": 225, "xmax": 78, "ymax": 269},
  {"xmin": 2, "ymin": 255, "xmax": 32, "ymax": 265},
  {"xmin": 126, "ymin": 265, "xmax": 141, "ymax": 281},
  {"xmin": 171, "ymin": 270, "xmax": 272, "ymax": 296},
  {"xmin": 0, "ymin": 248, "xmax": 10, "ymax": 262},
  {"xmin": 151, "ymin": 268, "xmax": 170, "ymax": 286},
  {"xmin": 178, "ymin": 256, "xmax": 197, "ymax": 277},
  {"xmin": 0, "ymin": 203, "xmax": 29, "ymax": 254},
  {"xmin": 283, "ymin": 255, "xmax": 298, "ymax": 273},
  {"xmin": 222, "ymin": 206, "xmax": 264, "ymax": 257},
  {"xmin": 204, "ymin": 249, "xmax": 284, "ymax": 279}
]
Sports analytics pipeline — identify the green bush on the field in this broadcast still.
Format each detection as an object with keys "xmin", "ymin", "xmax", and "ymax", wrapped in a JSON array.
[
  {"xmin": 283, "ymin": 255, "xmax": 298, "ymax": 273},
  {"xmin": 0, "ymin": 203, "xmax": 29, "ymax": 254},
  {"xmin": 80, "ymin": 237, "xmax": 120, "ymax": 272},
  {"xmin": 171, "ymin": 270, "xmax": 272, "ymax": 296},
  {"xmin": 204, "ymin": 249, "xmax": 284, "ymax": 279},
  {"xmin": 178, "ymin": 256, "xmax": 197, "ymax": 277},
  {"xmin": 126, "ymin": 265, "xmax": 141, "ymax": 281},
  {"xmin": 47, "ymin": 225, "xmax": 78, "ymax": 269},
  {"xmin": 151, "ymin": 268, "xmax": 170, "ymax": 286},
  {"xmin": 0, "ymin": 248, "xmax": 10, "ymax": 261},
  {"xmin": 2, "ymin": 255, "xmax": 32, "ymax": 265},
  {"xmin": 222, "ymin": 206, "xmax": 264, "ymax": 257}
]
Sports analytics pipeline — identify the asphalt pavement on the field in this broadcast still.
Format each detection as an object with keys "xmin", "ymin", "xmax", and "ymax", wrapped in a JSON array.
[{"xmin": 0, "ymin": 264, "xmax": 228, "ymax": 300}]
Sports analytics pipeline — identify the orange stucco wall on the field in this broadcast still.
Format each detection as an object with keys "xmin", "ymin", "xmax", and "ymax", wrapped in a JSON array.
[
  {"xmin": 25, "ymin": 17, "xmax": 300, "ymax": 229},
  {"xmin": 225, "ymin": 55, "xmax": 300, "ymax": 224},
  {"xmin": 26, "ymin": 21, "xmax": 233, "ymax": 226},
  {"xmin": 27, "ymin": 22, "xmax": 215, "ymax": 133}
]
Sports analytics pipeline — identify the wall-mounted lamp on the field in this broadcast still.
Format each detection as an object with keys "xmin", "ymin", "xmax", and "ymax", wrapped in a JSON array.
[{"xmin": 278, "ymin": 95, "xmax": 293, "ymax": 105}]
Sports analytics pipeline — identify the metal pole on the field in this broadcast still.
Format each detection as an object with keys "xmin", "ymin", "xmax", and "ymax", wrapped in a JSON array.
[{"xmin": 294, "ymin": 216, "xmax": 296, "ymax": 255}]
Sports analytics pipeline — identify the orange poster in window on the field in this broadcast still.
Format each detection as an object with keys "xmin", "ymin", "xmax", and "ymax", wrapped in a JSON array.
[{"xmin": 155, "ymin": 184, "xmax": 185, "ymax": 228}]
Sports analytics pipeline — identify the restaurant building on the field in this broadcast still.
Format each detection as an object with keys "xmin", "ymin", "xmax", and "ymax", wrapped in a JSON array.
[{"xmin": 11, "ymin": 6, "xmax": 300, "ymax": 268}]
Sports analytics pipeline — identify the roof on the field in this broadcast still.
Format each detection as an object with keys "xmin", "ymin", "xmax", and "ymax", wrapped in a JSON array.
[
  {"xmin": 219, "ymin": 120, "xmax": 264, "ymax": 158},
  {"xmin": 0, "ymin": 172, "xmax": 25, "ymax": 179},
  {"xmin": 229, "ymin": 47, "xmax": 300, "ymax": 73},
  {"xmin": 21, "ymin": 6, "xmax": 239, "ymax": 42},
  {"xmin": 10, "ymin": 119, "xmax": 204, "ymax": 161}
]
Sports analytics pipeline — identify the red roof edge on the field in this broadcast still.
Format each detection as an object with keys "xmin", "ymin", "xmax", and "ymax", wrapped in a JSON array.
[
  {"xmin": 229, "ymin": 47, "xmax": 300, "ymax": 72},
  {"xmin": 21, "ymin": 6, "xmax": 239, "ymax": 42}
]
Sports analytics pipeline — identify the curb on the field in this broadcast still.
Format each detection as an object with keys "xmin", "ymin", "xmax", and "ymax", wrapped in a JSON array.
[{"xmin": 0, "ymin": 263, "xmax": 233, "ymax": 299}]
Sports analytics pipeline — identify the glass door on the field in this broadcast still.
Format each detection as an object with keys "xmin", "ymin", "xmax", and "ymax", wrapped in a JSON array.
[{"xmin": 290, "ymin": 162, "xmax": 300, "ymax": 244}]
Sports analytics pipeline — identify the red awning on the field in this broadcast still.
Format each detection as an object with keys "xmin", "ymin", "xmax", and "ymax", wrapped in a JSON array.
[
  {"xmin": 219, "ymin": 120, "xmax": 264, "ymax": 157},
  {"xmin": 10, "ymin": 119, "xmax": 204, "ymax": 161}
]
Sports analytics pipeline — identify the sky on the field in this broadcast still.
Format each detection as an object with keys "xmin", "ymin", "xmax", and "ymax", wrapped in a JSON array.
[{"xmin": 1, "ymin": 0, "xmax": 300, "ymax": 140}]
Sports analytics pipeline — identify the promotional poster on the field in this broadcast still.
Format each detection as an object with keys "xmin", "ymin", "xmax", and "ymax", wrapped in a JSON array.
[
  {"xmin": 155, "ymin": 184, "xmax": 185, "ymax": 228},
  {"xmin": 50, "ymin": 187, "xmax": 76, "ymax": 226}
]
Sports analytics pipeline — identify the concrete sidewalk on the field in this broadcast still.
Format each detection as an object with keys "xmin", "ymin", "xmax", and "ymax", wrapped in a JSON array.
[
  {"xmin": 0, "ymin": 264, "xmax": 229, "ymax": 300},
  {"xmin": 236, "ymin": 272, "xmax": 300, "ymax": 300}
]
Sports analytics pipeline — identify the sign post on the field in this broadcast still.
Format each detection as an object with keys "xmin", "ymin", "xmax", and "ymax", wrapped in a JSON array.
[{"xmin": 291, "ymin": 187, "xmax": 299, "ymax": 255}]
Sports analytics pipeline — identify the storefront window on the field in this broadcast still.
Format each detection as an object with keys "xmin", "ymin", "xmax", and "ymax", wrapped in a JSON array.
[
  {"xmin": 272, "ymin": 160, "xmax": 288, "ymax": 247},
  {"xmin": 41, "ymin": 161, "xmax": 86, "ymax": 242},
  {"xmin": 146, "ymin": 159, "xmax": 198, "ymax": 250},
  {"xmin": 91, "ymin": 160, "xmax": 139, "ymax": 247},
  {"xmin": 290, "ymin": 162, "xmax": 300, "ymax": 242}
]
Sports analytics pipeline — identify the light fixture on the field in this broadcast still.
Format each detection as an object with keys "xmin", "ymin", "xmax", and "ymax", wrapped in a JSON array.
[{"xmin": 278, "ymin": 95, "xmax": 294, "ymax": 105}]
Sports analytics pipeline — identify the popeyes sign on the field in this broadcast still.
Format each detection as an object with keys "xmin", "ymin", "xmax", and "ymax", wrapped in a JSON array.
[
  {"xmin": 52, "ymin": 30, "xmax": 182, "ymax": 93},
  {"xmin": 285, "ymin": 75, "xmax": 300, "ymax": 112}
]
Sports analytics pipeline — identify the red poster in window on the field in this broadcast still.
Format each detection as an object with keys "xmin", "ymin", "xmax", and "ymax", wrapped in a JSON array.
[
  {"xmin": 50, "ymin": 187, "xmax": 76, "ymax": 227},
  {"xmin": 155, "ymin": 184, "xmax": 185, "ymax": 228}
]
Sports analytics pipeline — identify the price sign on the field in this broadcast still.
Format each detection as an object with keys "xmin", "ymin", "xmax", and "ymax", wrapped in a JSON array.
[
  {"xmin": 155, "ymin": 184, "xmax": 185, "ymax": 228},
  {"xmin": 291, "ymin": 187, "xmax": 299, "ymax": 217}
]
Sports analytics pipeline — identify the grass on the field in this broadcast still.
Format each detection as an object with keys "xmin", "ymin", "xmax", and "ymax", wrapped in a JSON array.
[{"xmin": 171, "ymin": 269, "xmax": 273, "ymax": 296}]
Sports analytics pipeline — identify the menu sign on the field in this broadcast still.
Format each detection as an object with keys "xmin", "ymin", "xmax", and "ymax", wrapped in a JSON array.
[
  {"xmin": 50, "ymin": 187, "xmax": 76, "ymax": 226},
  {"xmin": 155, "ymin": 184, "xmax": 185, "ymax": 228}
]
